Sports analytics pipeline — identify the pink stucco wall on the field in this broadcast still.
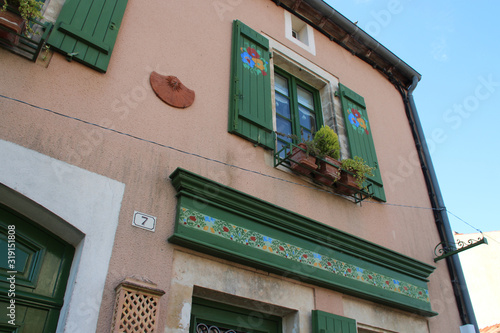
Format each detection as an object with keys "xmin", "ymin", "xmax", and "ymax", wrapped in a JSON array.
[{"xmin": 0, "ymin": 0, "xmax": 463, "ymax": 331}]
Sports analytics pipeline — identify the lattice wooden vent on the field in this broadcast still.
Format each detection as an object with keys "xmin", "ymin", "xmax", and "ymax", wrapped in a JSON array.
[{"xmin": 111, "ymin": 278, "xmax": 165, "ymax": 333}]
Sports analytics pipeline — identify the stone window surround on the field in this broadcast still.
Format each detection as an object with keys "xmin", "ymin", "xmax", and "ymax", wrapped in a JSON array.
[
  {"xmin": 266, "ymin": 35, "xmax": 350, "ymax": 160},
  {"xmin": 166, "ymin": 250, "xmax": 315, "ymax": 333}
]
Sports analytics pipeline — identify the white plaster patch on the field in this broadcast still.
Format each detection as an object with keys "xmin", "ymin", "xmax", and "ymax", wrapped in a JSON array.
[
  {"xmin": 0, "ymin": 140, "xmax": 125, "ymax": 333},
  {"xmin": 343, "ymin": 296, "xmax": 429, "ymax": 333},
  {"xmin": 179, "ymin": 302, "xmax": 192, "ymax": 329}
]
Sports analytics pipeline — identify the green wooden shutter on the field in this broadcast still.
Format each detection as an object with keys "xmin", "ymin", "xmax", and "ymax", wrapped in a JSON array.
[
  {"xmin": 228, "ymin": 20, "xmax": 274, "ymax": 150},
  {"xmin": 339, "ymin": 83, "xmax": 386, "ymax": 202},
  {"xmin": 47, "ymin": 0, "xmax": 128, "ymax": 73},
  {"xmin": 312, "ymin": 310, "xmax": 357, "ymax": 333},
  {"xmin": 191, "ymin": 298, "xmax": 281, "ymax": 333}
]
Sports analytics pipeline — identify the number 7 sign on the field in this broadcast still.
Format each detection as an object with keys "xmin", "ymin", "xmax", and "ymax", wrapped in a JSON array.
[{"xmin": 132, "ymin": 211, "xmax": 157, "ymax": 232}]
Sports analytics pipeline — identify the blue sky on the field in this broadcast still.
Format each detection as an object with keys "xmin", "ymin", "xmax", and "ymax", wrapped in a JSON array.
[{"xmin": 325, "ymin": 0, "xmax": 500, "ymax": 234}]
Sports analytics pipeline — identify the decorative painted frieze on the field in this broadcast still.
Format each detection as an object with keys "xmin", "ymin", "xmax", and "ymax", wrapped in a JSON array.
[
  {"xmin": 179, "ymin": 207, "xmax": 429, "ymax": 303},
  {"xmin": 168, "ymin": 168, "xmax": 437, "ymax": 317}
]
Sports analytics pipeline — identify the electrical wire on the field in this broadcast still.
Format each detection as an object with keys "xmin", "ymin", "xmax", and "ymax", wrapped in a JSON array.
[{"xmin": 0, "ymin": 93, "xmax": 493, "ymax": 236}]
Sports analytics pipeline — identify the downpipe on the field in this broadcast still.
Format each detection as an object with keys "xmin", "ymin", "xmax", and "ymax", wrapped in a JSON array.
[{"xmin": 405, "ymin": 76, "xmax": 479, "ymax": 332}]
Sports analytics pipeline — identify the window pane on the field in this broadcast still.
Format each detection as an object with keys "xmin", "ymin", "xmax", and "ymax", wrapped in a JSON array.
[
  {"xmin": 297, "ymin": 86, "xmax": 314, "ymax": 109},
  {"xmin": 299, "ymin": 105, "xmax": 316, "ymax": 132},
  {"xmin": 302, "ymin": 129, "xmax": 312, "ymax": 142},
  {"xmin": 275, "ymin": 93, "xmax": 291, "ymax": 118},
  {"xmin": 277, "ymin": 140, "xmax": 289, "ymax": 159},
  {"xmin": 274, "ymin": 74, "xmax": 289, "ymax": 96},
  {"xmin": 276, "ymin": 117, "xmax": 292, "ymax": 140}
]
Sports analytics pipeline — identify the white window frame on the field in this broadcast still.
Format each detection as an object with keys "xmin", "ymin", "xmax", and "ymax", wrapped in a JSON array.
[{"xmin": 284, "ymin": 10, "xmax": 316, "ymax": 55}]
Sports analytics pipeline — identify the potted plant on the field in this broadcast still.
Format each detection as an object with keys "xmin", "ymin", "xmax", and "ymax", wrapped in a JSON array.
[
  {"xmin": 2, "ymin": 0, "xmax": 43, "ymax": 22},
  {"xmin": 288, "ymin": 139, "xmax": 319, "ymax": 176},
  {"xmin": 1, "ymin": 0, "xmax": 43, "ymax": 43},
  {"xmin": 313, "ymin": 125, "xmax": 341, "ymax": 186},
  {"xmin": 337, "ymin": 156, "xmax": 374, "ymax": 195}
]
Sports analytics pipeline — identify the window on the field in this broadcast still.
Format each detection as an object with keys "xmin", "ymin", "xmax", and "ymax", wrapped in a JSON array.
[
  {"xmin": 190, "ymin": 298, "xmax": 282, "ymax": 333},
  {"xmin": 228, "ymin": 19, "xmax": 386, "ymax": 201},
  {"xmin": 275, "ymin": 67, "xmax": 322, "ymax": 157},
  {"xmin": 46, "ymin": 0, "xmax": 128, "ymax": 73},
  {"xmin": 284, "ymin": 11, "xmax": 316, "ymax": 55}
]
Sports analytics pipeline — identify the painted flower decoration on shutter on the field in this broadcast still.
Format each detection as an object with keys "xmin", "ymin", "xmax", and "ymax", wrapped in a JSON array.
[
  {"xmin": 348, "ymin": 108, "xmax": 370, "ymax": 135},
  {"xmin": 241, "ymin": 51, "xmax": 255, "ymax": 67},
  {"xmin": 240, "ymin": 45, "xmax": 268, "ymax": 76},
  {"xmin": 246, "ymin": 47, "xmax": 259, "ymax": 58}
]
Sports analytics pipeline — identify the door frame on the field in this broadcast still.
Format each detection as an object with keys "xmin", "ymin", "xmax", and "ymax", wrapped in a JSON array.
[{"xmin": 0, "ymin": 140, "xmax": 125, "ymax": 332}]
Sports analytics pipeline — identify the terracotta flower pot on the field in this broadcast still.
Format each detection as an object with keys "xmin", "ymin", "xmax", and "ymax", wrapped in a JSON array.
[
  {"xmin": 315, "ymin": 156, "xmax": 341, "ymax": 186},
  {"xmin": 0, "ymin": 10, "xmax": 25, "ymax": 45},
  {"xmin": 289, "ymin": 143, "xmax": 317, "ymax": 176},
  {"xmin": 335, "ymin": 170, "xmax": 361, "ymax": 195}
]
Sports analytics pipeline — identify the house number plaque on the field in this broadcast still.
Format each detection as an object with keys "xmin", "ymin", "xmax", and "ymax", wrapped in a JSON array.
[{"xmin": 132, "ymin": 211, "xmax": 157, "ymax": 232}]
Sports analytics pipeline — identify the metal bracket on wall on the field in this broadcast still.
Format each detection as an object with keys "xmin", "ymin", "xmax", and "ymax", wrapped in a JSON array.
[{"xmin": 433, "ymin": 234, "xmax": 488, "ymax": 262}]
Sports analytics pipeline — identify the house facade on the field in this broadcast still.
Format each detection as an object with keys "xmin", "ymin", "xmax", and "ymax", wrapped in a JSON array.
[{"xmin": 0, "ymin": 0, "xmax": 477, "ymax": 332}]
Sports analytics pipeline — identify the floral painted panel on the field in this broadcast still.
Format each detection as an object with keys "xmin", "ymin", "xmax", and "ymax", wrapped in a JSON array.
[
  {"xmin": 179, "ymin": 207, "xmax": 430, "ymax": 303},
  {"xmin": 347, "ymin": 108, "xmax": 370, "ymax": 135},
  {"xmin": 240, "ymin": 45, "xmax": 268, "ymax": 76}
]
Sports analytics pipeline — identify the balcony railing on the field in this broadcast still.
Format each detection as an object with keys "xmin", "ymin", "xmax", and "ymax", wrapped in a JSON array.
[
  {"xmin": 274, "ymin": 142, "xmax": 372, "ymax": 203},
  {"xmin": 0, "ymin": 8, "xmax": 52, "ymax": 62}
]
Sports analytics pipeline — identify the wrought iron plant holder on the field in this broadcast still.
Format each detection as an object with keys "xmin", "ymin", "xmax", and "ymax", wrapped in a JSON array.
[{"xmin": 433, "ymin": 233, "xmax": 488, "ymax": 262}]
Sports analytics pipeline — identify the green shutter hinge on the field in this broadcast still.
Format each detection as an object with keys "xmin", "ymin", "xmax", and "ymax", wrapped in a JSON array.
[
  {"xmin": 109, "ymin": 22, "xmax": 117, "ymax": 30},
  {"xmin": 66, "ymin": 52, "xmax": 78, "ymax": 61}
]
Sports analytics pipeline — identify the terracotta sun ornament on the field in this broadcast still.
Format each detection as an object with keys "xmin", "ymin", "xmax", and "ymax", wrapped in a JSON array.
[{"xmin": 150, "ymin": 72, "xmax": 195, "ymax": 108}]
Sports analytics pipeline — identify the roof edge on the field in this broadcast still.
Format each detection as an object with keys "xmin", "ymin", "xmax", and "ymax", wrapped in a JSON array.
[{"xmin": 273, "ymin": 0, "xmax": 421, "ymax": 88}]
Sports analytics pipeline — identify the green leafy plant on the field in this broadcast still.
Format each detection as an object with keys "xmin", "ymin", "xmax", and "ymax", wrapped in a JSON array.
[
  {"xmin": 276, "ymin": 131, "xmax": 319, "ymax": 157},
  {"xmin": 313, "ymin": 125, "xmax": 340, "ymax": 160},
  {"xmin": 2, "ymin": 0, "xmax": 44, "ymax": 33},
  {"xmin": 341, "ymin": 156, "xmax": 374, "ymax": 189},
  {"xmin": 301, "ymin": 139, "xmax": 320, "ymax": 157}
]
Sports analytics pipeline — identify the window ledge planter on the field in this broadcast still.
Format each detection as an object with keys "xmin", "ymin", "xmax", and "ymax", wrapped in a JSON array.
[
  {"xmin": 0, "ymin": 5, "xmax": 52, "ymax": 61},
  {"xmin": 315, "ymin": 156, "xmax": 341, "ymax": 186},
  {"xmin": 335, "ymin": 169, "xmax": 361, "ymax": 195},
  {"xmin": 288, "ymin": 142, "xmax": 317, "ymax": 176},
  {"xmin": 274, "ymin": 142, "xmax": 371, "ymax": 203},
  {"xmin": 0, "ymin": 9, "xmax": 25, "ymax": 45}
]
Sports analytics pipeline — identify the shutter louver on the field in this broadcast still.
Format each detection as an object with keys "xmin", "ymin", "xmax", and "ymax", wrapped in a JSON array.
[
  {"xmin": 339, "ymin": 83, "xmax": 386, "ymax": 202},
  {"xmin": 228, "ymin": 20, "xmax": 274, "ymax": 150},
  {"xmin": 47, "ymin": 0, "xmax": 128, "ymax": 73},
  {"xmin": 312, "ymin": 310, "xmax": 357, "ymax": 333}
]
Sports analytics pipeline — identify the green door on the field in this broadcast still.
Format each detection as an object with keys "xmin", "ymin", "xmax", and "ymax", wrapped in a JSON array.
[
  {"xmin": 190, "ymin": 298, "xmax": 281, "ymax": 333},
  {"xmin": 0, "ymin": 205, "xmax": 75, "ymax": 333}
]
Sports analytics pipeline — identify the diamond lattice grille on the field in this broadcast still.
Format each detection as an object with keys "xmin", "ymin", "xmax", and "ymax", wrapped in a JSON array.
[{"xmin": 111, "ymin": 279, "xmax": 165, "ymax": 333}]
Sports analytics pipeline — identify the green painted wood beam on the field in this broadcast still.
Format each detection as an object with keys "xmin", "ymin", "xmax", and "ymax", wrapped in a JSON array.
[{"xmin": 169, "ymin": 167, "xmax": 437, "ymax": 317}]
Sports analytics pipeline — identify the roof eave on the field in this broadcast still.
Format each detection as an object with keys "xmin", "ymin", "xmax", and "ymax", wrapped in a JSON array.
[{"xmin": 272, "ymin": 0, "xmax": 421, "ymax": 89}]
